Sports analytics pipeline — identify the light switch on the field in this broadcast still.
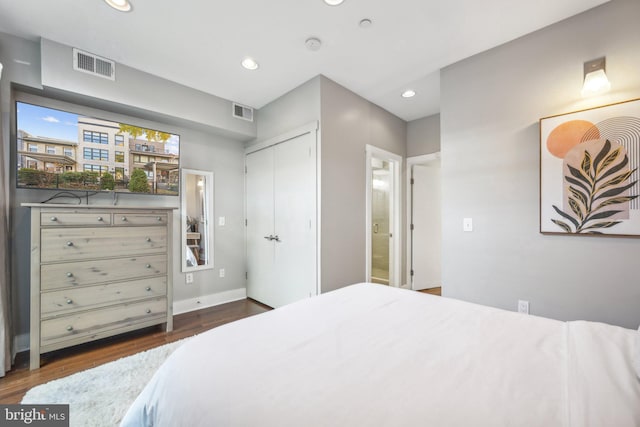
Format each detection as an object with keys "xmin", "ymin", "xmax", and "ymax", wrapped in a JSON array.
[
  {"xmin": 218, "ymin": 216, "xmax": 225, "ymax": 226},
  {"xmin": 463, "ymin": 218, "xmax": 473, "ymax": 232}
]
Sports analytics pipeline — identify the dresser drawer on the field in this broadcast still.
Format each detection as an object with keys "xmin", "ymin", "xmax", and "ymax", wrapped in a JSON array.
[
  {"xmin": 41, "ymin": 277, "xmax": 167, "ymax": 317},
  {"xmin": 41, "ymin": 212, "xmax": 111, "ymax": 227},
  {"xmin": 41, "ymin": 226, "xmax": 167, "ymax": 262},
  {"xmin": 41, "ymin": 297, "xmax": 167, "ymax": 348},
  {"xmin": 41, "ymin": 254, "xmax": 167, "ymax": 290},
  {"xmin": 113, "ymin": 213, "xmax": 167, "ymax": 226}
]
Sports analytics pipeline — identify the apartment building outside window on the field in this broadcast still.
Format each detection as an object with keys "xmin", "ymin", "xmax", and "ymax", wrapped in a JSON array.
[
  {"xmin": 46, "ymin": 145, "xmax": 56, "ymax": 154},
  {"xmin": 28, "ymin": 144, "xmax": 38, "ymax": 152},
  {"xmin": 64, "ymin": 148, "xmax": 73, "ymax": 157},
  {"xmin": 115, "ymin": 151, "xmax": 125, "ymax": 163},
  {"xmin": 115, "ymin": 134, "xmax": 124, "ymax": 146}
]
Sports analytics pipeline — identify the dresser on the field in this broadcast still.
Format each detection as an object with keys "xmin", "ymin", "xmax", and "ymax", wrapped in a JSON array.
[{"xmin": 24, "ymin": 204, "xmax": 175, "ymax": 369}]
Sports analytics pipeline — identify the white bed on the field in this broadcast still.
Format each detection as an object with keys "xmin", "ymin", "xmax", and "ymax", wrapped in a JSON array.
[{"xmin": 121, "ymin": 283, "xmax": 640, "ymax": 427}]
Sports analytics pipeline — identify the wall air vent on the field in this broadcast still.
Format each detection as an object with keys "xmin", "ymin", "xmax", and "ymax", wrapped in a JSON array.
[
  {"xmin": 72, "ymin": 48, "xmax": 116, "ymax": 81},
  {"xmin": 232, "ymin": 102, "xmax": 254, "ymax": 122}
]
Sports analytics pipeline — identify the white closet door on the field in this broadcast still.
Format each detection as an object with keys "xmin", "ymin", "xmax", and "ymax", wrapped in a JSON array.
[
  {"xmin": 246, "ymin": 147, "xmax": 276, "ymax": 306},
  {"xmin": 273, "ymin": 132, "xmax": 317, "ymax": 307},
  {"xmin": 412, "ymin": 163, "xmax": 441, "ymax": 290}
]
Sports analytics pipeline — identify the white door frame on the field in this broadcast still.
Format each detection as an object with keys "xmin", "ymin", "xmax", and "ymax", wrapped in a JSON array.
[
  {"xmin": 365, "ymin": 144, "xmax": 402, "ymax": 287},
  {"xmin": 406, "ymin": 152, "xmax": 441, "ymax": 290}
]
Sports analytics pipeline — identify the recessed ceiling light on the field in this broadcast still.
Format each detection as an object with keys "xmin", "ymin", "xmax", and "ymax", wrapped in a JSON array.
[
  {"xmin": 104, "ymin": 0, "xmax": 132, "ymax": 12},
  {"xmin": 401, "ymin": 90, "xmax": 416, "ymax": 98},
  {"xmin": 324, "ymin": 0, "xmax": 345, "ymax": 5},
  {"xmin": 241, "ymin": 57, "xmax": 259, "ymax": 70}
]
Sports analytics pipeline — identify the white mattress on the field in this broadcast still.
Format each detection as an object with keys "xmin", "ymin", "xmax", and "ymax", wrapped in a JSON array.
[{"xmin": 121, "ymin": 283, "xmax": 640, "ymax": 427}]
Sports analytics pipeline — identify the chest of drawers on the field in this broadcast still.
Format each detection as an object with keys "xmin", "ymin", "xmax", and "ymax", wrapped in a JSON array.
[{"xmin": 24, "ymin": 204, "xmax": 175, "ymax": 369}]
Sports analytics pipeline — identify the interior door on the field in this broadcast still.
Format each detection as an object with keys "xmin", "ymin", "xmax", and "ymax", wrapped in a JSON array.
[
  {"xmin": 411, "ymin": 162, "xmax": 441, "ymax": 290},
  {"xmin": 246, "ymin": 147, "xmax": 275, "ymax": 306},
  {"xmin": 273, "ymin": 133, "xmax": 316, "ymax": 307}
]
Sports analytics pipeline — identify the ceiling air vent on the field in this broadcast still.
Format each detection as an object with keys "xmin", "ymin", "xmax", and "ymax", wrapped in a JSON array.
[
  {"xmin": 72, "ymin": 48, "xmax": 115, "ymax": 81},
  {"xmin": 232, "ymin": 103, "xmax": 254, "ymax": 122}
]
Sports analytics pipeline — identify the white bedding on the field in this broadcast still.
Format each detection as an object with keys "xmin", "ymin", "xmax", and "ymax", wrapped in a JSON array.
[{"xmin": 121, "ymin": 283, "xmax": 640, "ymax": 427}]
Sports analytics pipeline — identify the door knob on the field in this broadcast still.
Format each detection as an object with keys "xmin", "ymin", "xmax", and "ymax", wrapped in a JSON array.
[
  {"xmin": 273, "ymin": 235, "xmax": 281, "ymax": 242},
  {"xmin": 264, "ymin": 235, "xmax": 274, "ymax": 241}
]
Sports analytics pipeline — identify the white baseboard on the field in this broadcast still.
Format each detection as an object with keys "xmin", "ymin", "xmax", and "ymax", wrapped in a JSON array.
[
  {"xmin": 173, "ymin": 287, "xmax": 247, "ymax": 315},
  {"xmin": 14, "ymin": 333, "xmax": 29, "ymax": 353}
]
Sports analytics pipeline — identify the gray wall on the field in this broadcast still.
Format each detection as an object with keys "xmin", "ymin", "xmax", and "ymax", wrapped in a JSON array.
[
  {"xmin": 255, "ymin": 76, "xmax": 321, "ymax": 141},
  {"xmin": 1, "ymin": 33, "xmax": 249, "ymax": 342},
  {"xmin": 407, "ymin": 114, "xmax": 440, "ymax": 157},
  {"xmin": 320, "ymin": 76, "xmax": 407, "ymax": 292},
  {"xmin": 440, "ymin": 0, "xmax": 640, "ymax": 328}
]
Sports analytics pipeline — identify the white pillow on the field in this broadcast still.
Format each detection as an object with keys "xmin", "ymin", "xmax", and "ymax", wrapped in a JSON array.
[{"xmin": 636, "ymin": 325, "xmax": 640, "ymax": 379}]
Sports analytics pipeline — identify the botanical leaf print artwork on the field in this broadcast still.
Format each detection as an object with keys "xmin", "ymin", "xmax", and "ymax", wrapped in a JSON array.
[{"xmin": 540, "ymin": 99, "xmax": 640, "ymax": 236}]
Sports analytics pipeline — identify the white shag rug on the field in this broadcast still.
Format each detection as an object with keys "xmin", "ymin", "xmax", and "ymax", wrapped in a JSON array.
[{"xmin": 21, "ymin": 338, "xmax": 190, "ymax": 427}]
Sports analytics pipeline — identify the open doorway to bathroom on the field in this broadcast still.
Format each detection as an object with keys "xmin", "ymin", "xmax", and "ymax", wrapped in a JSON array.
[{"xmin": 366, "ymin": 145, "xmax": 402, "ymax": 287}]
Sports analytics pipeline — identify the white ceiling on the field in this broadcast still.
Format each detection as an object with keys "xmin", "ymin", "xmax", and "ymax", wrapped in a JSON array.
[{"xmin": 0, "ymin": 0, "xmax": 609, "ymax": 122}]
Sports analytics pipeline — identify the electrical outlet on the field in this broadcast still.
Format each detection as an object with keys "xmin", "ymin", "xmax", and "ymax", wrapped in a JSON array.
[
  {"xmin": 186, "ymin": 273, "xmax": 194, "ymax": 284},
  {"xmin": 218, "ymin": 216, "xmax": 226, "ymax": 226},
  {"xmin": 219, "ymin": 268, "xmax": 225, "ymax": 278},
  {"xmin": 518, "ymin": 300, "xmax": 529, "ymax": 314},
  {"xmin": 463, "ymin": 218, "xmax": 473, "ymax": 232}
]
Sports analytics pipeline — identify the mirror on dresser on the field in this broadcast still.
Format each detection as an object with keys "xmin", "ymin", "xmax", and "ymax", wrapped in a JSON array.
[{"xmin": 180, "ymin": 169, "xmax": 214, "ymax": 272}]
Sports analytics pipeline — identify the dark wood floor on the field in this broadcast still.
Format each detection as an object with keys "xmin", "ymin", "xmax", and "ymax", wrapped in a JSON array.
[
  {"xmin": 418, "ymin": 287, "xmax": 442, "ymax": 296},
  {"xmin": 0, "ymin": 298, "xmax": 270, "ymax": 404}
]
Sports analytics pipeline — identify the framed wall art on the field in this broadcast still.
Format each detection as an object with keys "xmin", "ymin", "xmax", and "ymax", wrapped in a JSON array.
[{"xmin": 540, "ymin": 98, "xmax": 640, "ymax": 236}]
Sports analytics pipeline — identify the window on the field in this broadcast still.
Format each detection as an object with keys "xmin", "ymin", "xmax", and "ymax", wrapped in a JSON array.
[
  {"xmin": 115, "ymin": 134, "xmax": 124, "ymax": 146},
  {"xmin": 83, "ymin": 148, "xmax": 108, "ymax": 161},
  {"xmin": 28, "ymin": 144, "xmax": 38, "ymax": 152},
  {"xmin": 64, "ymin": 148, "xmax": 73, "ymax": 157},
  {"xmin": 26, "ymin": 159, "xmax": 37, "ymax": 168},
  {"xmin": 133, "ymin": 154, "xmax": 141, "ymax": 162},
  {"xmin": 115, "ymin": 151, "xmax": 125, "ymax": 163},
  {"xmin": 83, "ymin": 164, "xmax": 108, "ymax": 174},
  {"xmin": 135, "ymin": 144, "xmax": 142, "ymax": 151},
  {"xmin": 46, "ymin": 145, "xmax": 56, "ymax": 154},
  {"xmin": 83, "ymin": 130, "xmax": 108, "ymax": 144}
]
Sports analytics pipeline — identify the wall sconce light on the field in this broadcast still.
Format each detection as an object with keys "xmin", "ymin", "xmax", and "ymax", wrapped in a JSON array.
[{"xmin": 581, "ymin": 57, "xmax": 611, "ymax": 97}]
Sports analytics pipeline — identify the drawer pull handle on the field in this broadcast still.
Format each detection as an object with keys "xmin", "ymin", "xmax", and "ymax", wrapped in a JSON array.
[
  {"xmin": 50, "ymin": 216, "xmax": 57, "ymax": 222},
  {"xmin": 156, "ymin": 216, "xmax": 162, "ymax": 221},
  {"xmin": 66, "ymin": 326, "xmax": 73, "ymax": 331},
  {"xmin": 66, "ymin": 272, "xmax": 73, "ymax": 277},
  {"xmin": 146, "ymin": 309, "xmax": 152, "ymax": 314},
  {"xmin": 146, "ymin": 286, "xmax": 152, "ymax": 291},
  {"xmin": 146, "ymin": 237, "xmax": 152, "ymax": 242},
  {"xmin": 66, "ymin": 299, "xmax": 73, "ymax": 304},
  {"xmin": 145, "ymin": 264, "xmax": 151, "ymax": 269},
  {"xmin": 66, "ymin": 241, "xmax": 74, "ymax": 247},
  {"xmin": 121, "ymin": 216, "xmax": 127, "ymax": 221},
  {"xmin": 97, "ymin": 216, "xmax": 103, "ymax": 222}
]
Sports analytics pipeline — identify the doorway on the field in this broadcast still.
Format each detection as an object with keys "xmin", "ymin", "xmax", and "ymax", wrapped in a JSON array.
[
  {"xmin": 406, "ymin": 153, "xmax": 441, "ymax": 290},
  {"xmin": 366, "ymin": 145, "xmax": 402, "ymax": 287}
]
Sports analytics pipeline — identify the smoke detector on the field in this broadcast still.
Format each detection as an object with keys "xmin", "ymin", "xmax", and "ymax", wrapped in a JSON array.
[{"xmin": 305, "ymin": 37, "xmax": 322, "ymax": 51}]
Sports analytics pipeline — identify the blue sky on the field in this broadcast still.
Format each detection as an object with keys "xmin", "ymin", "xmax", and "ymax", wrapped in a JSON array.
[
  {"xmin": 17, "ymin": 102, "xmax": 79, "ymax": 142},
  {"xmin": 17, "ymin": 102, "xmax": 180, "ymax": 154}
]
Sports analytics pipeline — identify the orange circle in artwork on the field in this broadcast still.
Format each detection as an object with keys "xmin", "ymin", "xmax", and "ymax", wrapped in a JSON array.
[{"xmin": 546, "ymin": 120, "xmax": 599, "ymax": 159}]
